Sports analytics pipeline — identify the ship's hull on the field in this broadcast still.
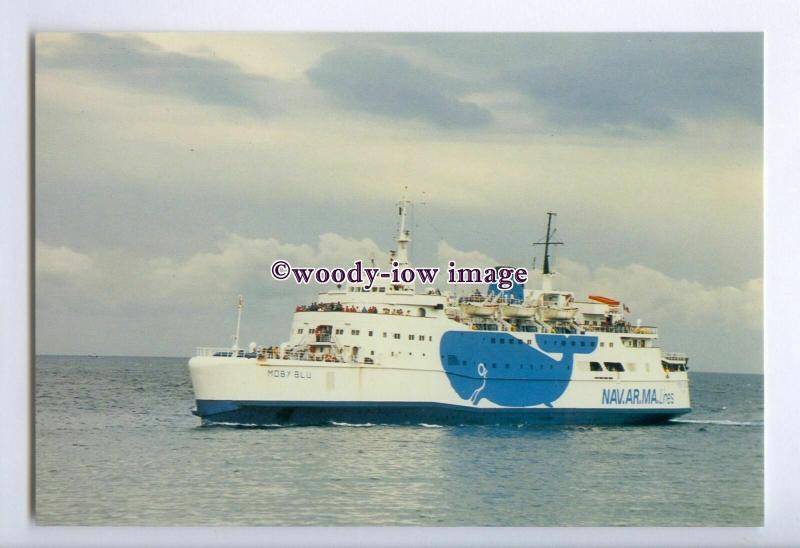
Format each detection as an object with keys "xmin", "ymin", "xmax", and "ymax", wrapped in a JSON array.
[{"xmin": 193, "ymin": 398, "xmax": 690, "ymax": 426}]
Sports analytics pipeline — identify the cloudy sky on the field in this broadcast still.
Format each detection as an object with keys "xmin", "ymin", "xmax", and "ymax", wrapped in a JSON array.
[{"xmin": 35, "ymin": 32, "xmax": 762, "ymax": 373}]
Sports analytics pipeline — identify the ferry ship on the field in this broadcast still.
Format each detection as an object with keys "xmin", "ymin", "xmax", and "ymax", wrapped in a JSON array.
[{"xmin": 188, "ymin": 199, "xmax": 691, "ymax": 426}]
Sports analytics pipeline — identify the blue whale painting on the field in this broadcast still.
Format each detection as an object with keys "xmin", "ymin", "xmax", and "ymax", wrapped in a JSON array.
[{"xmin": 439, "ymin": 331, "xmax": 599, "ymax": 407}]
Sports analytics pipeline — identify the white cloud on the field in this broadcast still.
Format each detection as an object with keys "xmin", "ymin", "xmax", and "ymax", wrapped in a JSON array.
[
  {"xmin": 435, "ymin": 241, "xmax": 761, "ymax": 332},
  {"xmin": 35, "ymin": 237, "xmax": 764, "ymax": 331},
  {"xmin": 436, "ymin": 240, "xmax": 497, "ymax": 270},
  {"xmin": 555, "ymin": 258, "xmax": 762, "ymax": 331},
  {"xmin": 37, "ymin": 233, "xmax": 389, "ymax": 309},
  {"xmin": 36, "ymin": 241, "xmax": 92, "ymax": 277}
]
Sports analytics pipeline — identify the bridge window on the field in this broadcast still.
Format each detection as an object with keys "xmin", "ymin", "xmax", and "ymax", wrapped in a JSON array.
[
  {"xmin": 604, "ymin": 362, "xmax": 625, "ymax": 372},
  {"xmin": 590, "ymin": 361, "xmax": 603, "ymax": 372}
]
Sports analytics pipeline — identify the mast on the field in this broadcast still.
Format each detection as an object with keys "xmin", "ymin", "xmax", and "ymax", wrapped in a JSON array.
[
  {"xmin": 394, "ymin": 186, "xmax": 412, "ymax": 268},
  {"xmin": 533, "ymin": 211, "xmax": 563, "ymax": 291},
  {"xmin": 232, "ymin": 295, "xmax": 244, "ymax": 350},
  {"xmin": 543, "ymin": 212, "xmax": 553, "ymax": 275}
]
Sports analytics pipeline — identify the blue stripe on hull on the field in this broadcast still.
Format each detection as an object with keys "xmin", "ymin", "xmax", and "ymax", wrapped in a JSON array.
[{"xmin": 194, "ymin": 400, "xmax": 690, "ymax": 426}]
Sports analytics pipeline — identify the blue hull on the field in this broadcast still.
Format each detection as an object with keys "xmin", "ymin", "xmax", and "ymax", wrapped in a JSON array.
[{"xmin": 194, "ymin": 400, "xmax": 690, "ymax": 426}]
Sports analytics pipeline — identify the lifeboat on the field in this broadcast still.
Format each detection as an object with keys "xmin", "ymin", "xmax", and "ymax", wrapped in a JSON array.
[
  {"xmin": 588, "ymin": 295, "xmax": 620, "ymax": 306},
  {"xmin": 540, "ymin": 306, "xmax": 578, "ymax": 321},
  {"xmin": 462, "ymin": 303, "xmax": 495, "ymax": 317},
  {"xmin": 500, "ymin": 304, "xmax": 536, "ymax": 319}
]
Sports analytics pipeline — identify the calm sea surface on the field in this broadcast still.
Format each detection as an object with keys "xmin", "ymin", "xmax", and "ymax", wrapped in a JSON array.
[{"xmin": 34, "ymin": 356, "xmax": 763, "ymax": 526}]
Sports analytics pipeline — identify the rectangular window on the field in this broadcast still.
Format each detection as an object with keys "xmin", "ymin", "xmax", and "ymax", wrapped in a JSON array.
[
  {"xmin": 419, "ymin": 334, "xmax": 425, "ymax": 340},
  {"xmin": 383, "ymin": 332, "xmax": 387, "ymax": 338},
  {"xmin": 296, "ymin": 328, "xmax": 303, "ymax": 334},
  {"xmin": 335, "ymin": 329, "xmax": 344, "ymax": 335},
  {"xmin": 368, "ymin": 331, "xmax": 373, "ymax": 337},
  {"xmin": 428, "ymin": 336, "xmax": 433, "ymax": 341},
  {"xmin": 394, "ymin": 333, "xmax": 401, "ymax": 339},
  {"xmin": 409, "ymin": 334, "xmax": 415, "ymax": 340},
  {"xmin": 351, "ymin": 329, "xmax": 360, "ymax": 335}
]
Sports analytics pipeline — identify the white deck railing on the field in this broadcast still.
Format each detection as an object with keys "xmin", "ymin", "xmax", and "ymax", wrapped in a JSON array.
[
  {"xmin": 584, "ymin": 325, "xmax": 658, "ymax": 335},
  {"xmin": 195, "ymin": 347, "xmax": 249, "ymax": 357},
  {"xmin": 195, "ymin": 346, "xmax": 354, "ymax": 363}
]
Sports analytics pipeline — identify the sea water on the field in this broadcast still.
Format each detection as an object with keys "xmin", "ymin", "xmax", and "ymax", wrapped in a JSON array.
[{"xmin": 34, "ymin": 356, "xmax": 763, "ymax": 526}]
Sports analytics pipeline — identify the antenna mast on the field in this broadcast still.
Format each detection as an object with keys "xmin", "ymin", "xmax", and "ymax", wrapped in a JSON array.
[
  {"xmin": 533, "ymin": 212, "xmax": 564, "ymax": 290},
  {"xmin": 232, "ymin": 295, "xmax": 244, "ymax": 350},
  {"xmin": 394, "ymin": 186, "xmax": 412, "ymax": 268}
]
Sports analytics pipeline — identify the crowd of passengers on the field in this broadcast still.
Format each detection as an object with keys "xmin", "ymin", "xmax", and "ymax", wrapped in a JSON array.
[{"xmin": 295, "ymin": 302, "xmax": 411, "ymax": 315}]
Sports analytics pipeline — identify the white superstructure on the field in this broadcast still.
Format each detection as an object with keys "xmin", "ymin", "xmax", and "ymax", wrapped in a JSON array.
[{"xmin": 189, "ymin": 201, "xmax": 690, "ymax": 426}]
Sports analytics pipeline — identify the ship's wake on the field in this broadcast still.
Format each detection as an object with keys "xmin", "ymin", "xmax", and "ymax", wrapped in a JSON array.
[{"xmin": 669, "ymin": 418, "xmax": 762, "ymax": 427}]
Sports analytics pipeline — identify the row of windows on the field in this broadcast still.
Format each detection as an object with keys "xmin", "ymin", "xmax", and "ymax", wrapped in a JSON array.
[
  {"xmin": 444, "ymin": 355, "xmax": 571, "ymax": 371},
  {"xmin": 349, "ymin": 286, "xmax": 387, "ymax": 293},
  {"xmin": 589, "ymin": 361, "xmax": 625, "ymax": 372},
  {"xmin": 486, "ymin": 337, "xmax": 609, "ymax": 349}
]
